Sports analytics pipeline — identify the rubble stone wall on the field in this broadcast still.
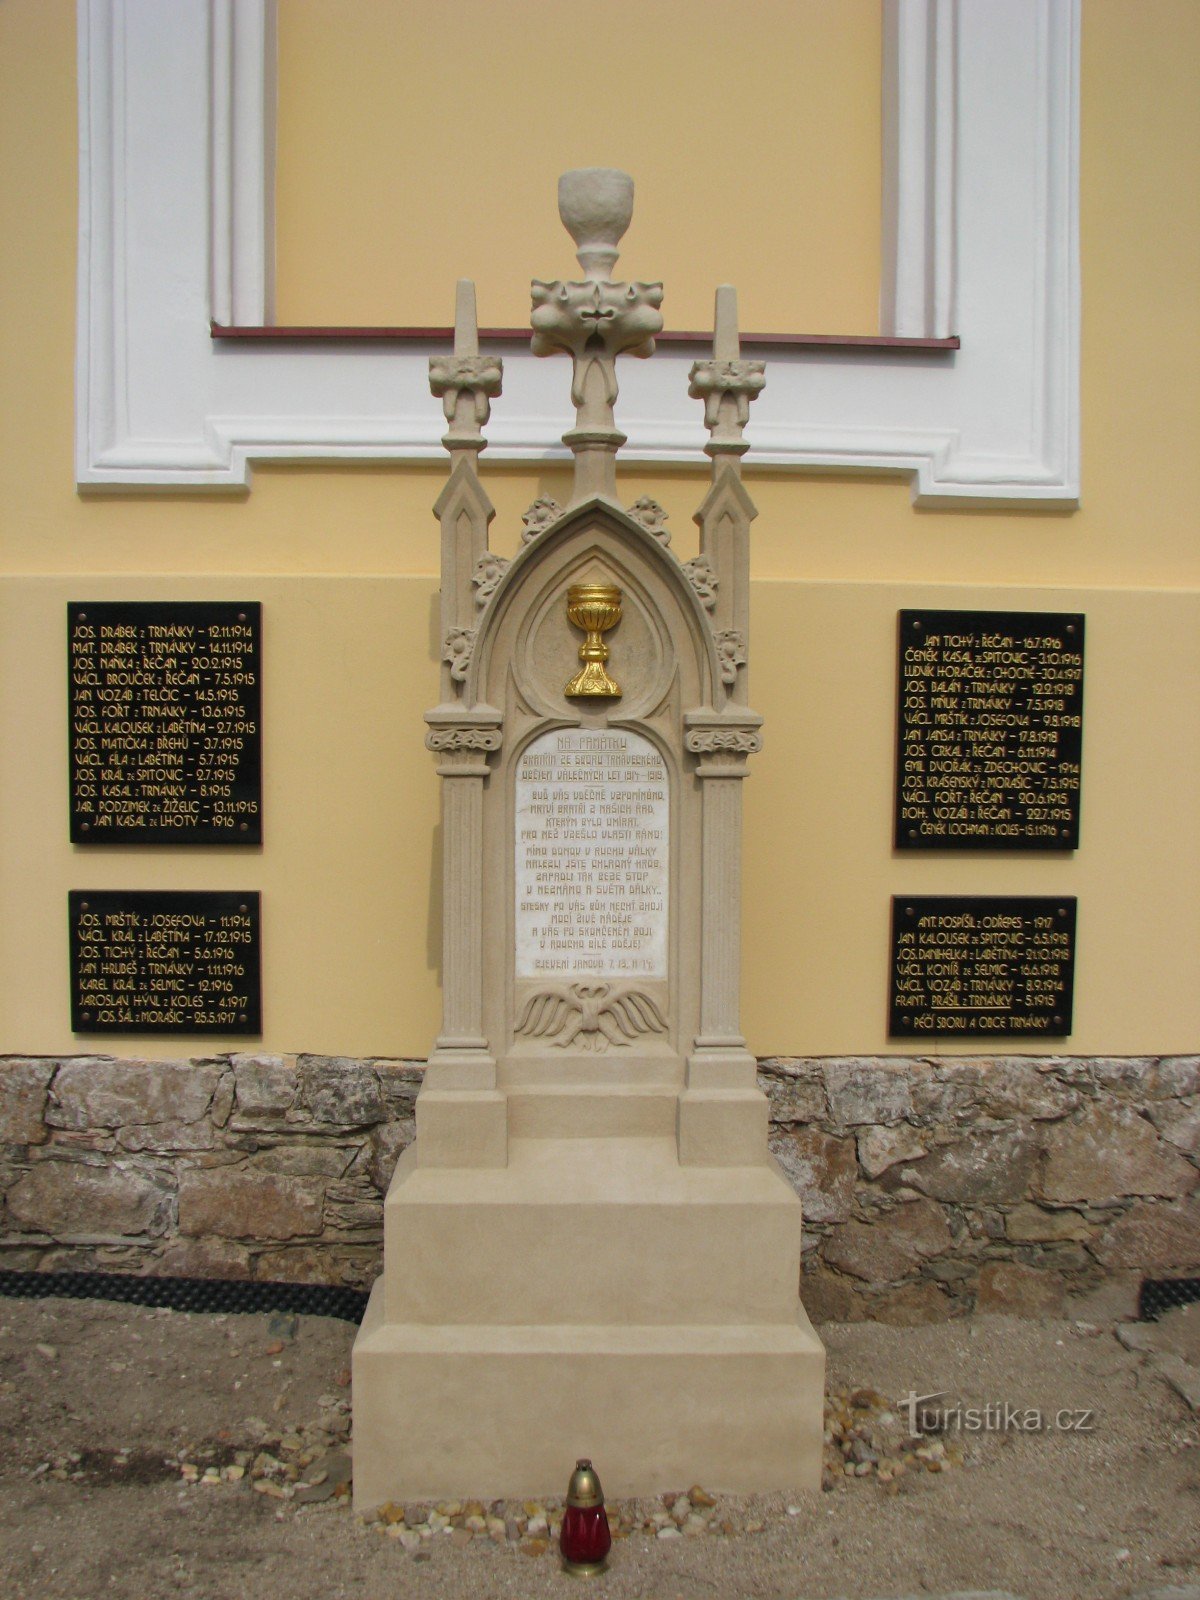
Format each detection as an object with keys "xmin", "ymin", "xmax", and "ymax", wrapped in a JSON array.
[{"xmin": 1, "ymin": 1054, "xmax": 1196, "ymax": 1322}]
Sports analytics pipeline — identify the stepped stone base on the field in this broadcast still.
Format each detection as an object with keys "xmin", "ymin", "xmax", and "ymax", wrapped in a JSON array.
[
  {"xmin": 380, "ymin": 1136, "xmax": 804, "ymax": 1326},
  {"xmin": 352, "ymin": 1285, "xmax": 824, "ymax": 1507},
  {"xmin": 351, "ymin": 1131, "xmax": 825, "ymax": 1508}
]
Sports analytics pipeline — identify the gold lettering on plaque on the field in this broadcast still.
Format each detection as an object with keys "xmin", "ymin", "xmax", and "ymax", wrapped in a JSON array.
[{"xmin": 564, "ymin": 583, "xmax": 623, "ymax": 699}]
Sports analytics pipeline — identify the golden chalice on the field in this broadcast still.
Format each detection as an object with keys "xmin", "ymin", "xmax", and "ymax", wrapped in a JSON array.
[{"xmin": 564, "ymin": 583, "xmax": 623, "ymax": 698}]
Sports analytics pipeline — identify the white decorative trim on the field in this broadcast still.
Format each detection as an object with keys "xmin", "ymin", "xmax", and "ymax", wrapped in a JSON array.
[
  {"xmin": 881, "ymin": 0, "xmax": 957, "ymax": 340},
  {"xmin": 76, "ymin": 0, "xmax": 1079, "ymax": 505},
  {"xmin": 209, "ymin": 0, "xmax": 276, "ymax": 328}
]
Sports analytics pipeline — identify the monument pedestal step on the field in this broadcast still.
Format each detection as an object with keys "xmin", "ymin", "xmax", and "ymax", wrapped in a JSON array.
[
  {"xmin": 352, "ymin": 1280, "xmax": 825, "ymax": 1507},
  {"xmin": 381, "ymin": 1136, "xmax": 804, "ymax": 1326},
  {"xmin": 505, "ymin": 1083, "xmax": 678, "ymax": 1138}
]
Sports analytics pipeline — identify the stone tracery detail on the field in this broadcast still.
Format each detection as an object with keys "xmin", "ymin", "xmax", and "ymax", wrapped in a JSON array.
[
  {"xmin": 521, "ymin": 497, "xmax": 563, "ymax": 543},
  {"xmin": 682, "ymin": 554, "xmax": 719, "ymax": 610},
  {"xmin": 472, "ymin": 552, "xmax": 510, "ymax": 607},
  {"xmin": 442, "ymin": 627, "xmax": 476, "ymax": 683},
  {"xmin": 627, "ymin": 495, "xmax": 671, "ymax": 545},
  {"xmin": 685, "ymin": 728, "xmax": 763, "ymax": 756},
  {"xmin": 715, "ymin": 629, "xmax": 747, "ymax": 684},
  {"xmin": 424, "ymin": 725, "xmax": 503, "ymax": 753}
]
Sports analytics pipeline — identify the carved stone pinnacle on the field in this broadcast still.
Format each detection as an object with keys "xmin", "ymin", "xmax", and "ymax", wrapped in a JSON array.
[
  {"xmin": 689, "ymin": 287, "xmax": 765, "ymax": 457},
  {"xmin": 531, "ymin": 170, "xmax": 664, "ymax": 505},
  {"xmin": 429, "ymin": 280, "xmax": 502, "ymax": 447}
]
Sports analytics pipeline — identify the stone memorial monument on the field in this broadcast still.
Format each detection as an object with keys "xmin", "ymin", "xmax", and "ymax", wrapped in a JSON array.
[{"xmin": 352, "ymin": 170, "xmax": 825, "ymax": 1506}]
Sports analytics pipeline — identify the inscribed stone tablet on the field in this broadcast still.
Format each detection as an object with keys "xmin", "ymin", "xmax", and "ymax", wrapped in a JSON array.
[
  {"xmin": 68, "ymin": 602, "xmax": 262, "ymax": 844},
  {"xmin": 70, "ymin": 890, "xmax": 262, "ymax": 1034},
  {"xmin": 889, "ymin": 895, "xmax": 1076, "ymax": 1037},
  {"xmin": 515, "ymin": 729, "xmax": 668, "ymax": 980},
  {"xmin": 895, "ymin": 610, "xmax": 1084, "ymax": 850}
]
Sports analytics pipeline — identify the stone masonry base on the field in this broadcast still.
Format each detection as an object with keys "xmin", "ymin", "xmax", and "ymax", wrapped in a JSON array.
[{"xmin": 1, "ymin": 1054, "xmax": 1196, "ymax": 1322}]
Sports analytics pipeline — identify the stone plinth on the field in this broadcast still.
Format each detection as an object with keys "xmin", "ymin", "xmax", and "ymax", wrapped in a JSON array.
[
  {"xmin": 354, "ymin": 1295, "xmax": 823, "ymax": 1504},
  {"xmin": 354, "ymin": 1127, "xmax": 824, "ymax": 1499}
]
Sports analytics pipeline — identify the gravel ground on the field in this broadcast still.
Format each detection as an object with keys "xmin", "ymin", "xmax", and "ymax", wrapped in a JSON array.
[{"xmin": 0, "ymin": 1294, "xmax": 1197, "ymax": 1600}]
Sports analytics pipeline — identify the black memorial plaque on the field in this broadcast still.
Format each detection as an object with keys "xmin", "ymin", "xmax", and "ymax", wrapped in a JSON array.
[
  {"xmin": 69, "ymin": 890, "xmax": 261, "ymax": 1034},
  {"xmin": 69, "ymin": 602, "xmax": 261, "ymax": 844},
  {"xmin": 889, "ymin": 895, "xmax": 1076, "ymax": 1038},
  {"xmin": 896, "ymin": 610, "xmax": 1084, "ymax": 850}
]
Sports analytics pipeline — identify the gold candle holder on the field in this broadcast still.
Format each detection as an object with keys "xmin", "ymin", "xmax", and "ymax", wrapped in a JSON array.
[{"xmin": 564, "ymin": 583, "xmax": 623, "ymax": 698}]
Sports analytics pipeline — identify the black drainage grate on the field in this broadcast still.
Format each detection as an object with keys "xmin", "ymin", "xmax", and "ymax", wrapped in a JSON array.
[
  {"xmin": 0, "ymin": 1270, "xmax": 370, "ymax": 1323},
  {"xmin": 1139, "ymin": 1277, "xmax": 1200, "ymax": 1321}
]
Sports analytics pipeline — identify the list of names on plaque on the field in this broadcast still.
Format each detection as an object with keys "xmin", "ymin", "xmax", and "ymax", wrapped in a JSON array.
[
  {"xmin": 896, "ymin": 610, "xmax": 1084, "ymax": 850},
  {"xmin": 69, "ymin": 602, "xmax": 262, "ymax": 844},
  {"xmin": 69, "ymin": 890, "xmax": 261, "ymax": 1034},
  {"xmin": 889, "ymin": 896, "xmax": 1076, "ymax": 1037},
  {"xmin": 515, "ymin": 729, "xmax": 669, "ymax": 980}
]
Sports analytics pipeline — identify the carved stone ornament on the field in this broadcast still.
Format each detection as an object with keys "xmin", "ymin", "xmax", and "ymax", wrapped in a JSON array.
[
  {"xmin": 681, "ymin": 554, "xmax": 719, "ymax": 610},
  {"xmin": 515, "ymin": 983, "xmax": 667, "ymax": 1052},
  {"xmin": 531, "ymin": 170, "xmax": 664, "ymax": 472},
  {"xmin": 684, "ymin": 727, "xmax": 763, "ymax": 756},
  {"xmin": 715, "ymin": 629, "xmax": 747, "ymax": 685},
  {"xmin": 424, "ymin": 724, "xmax": 503, "ymax": 753},
  {"xmin": 427, "ymin": 354, "xmax": 504, "ymax": 426},
  {"xmin": 556, "ymin": 167, "xmax": 634, "ymax": 281},
  {"xmin": 520, "ymin": 496, "xmax": 563, "ymax": 543},
  {"xmin": 442, "ymin": 626, "xmax": 476, "ymax": 683},
  {"xmin": 687, "ymin": 359, "xmax": 767, "ymax": 430},
  {"xmin": 472, "ymin": 551, "xmax": 510, "ymax": 607},
  {"xmin": 627, "ymin": 495, "xmax": 671, "ymax": 545},
  {"xmin": 531, "ymin": 281, "xmax": 664, "ymax": 409}
]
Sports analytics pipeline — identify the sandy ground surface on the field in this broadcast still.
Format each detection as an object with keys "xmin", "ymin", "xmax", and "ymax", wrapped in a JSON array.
[{"xmin": 0, "ymin": 1294, "xmax": 1197, "ymax": 1600}]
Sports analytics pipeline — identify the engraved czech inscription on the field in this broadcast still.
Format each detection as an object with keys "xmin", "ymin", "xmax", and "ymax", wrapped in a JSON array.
[
  {"xmin": 515, "ymin": 729, "xmax": 668, "ymax": 980},
  {"xmin": 889, "ymin": 895, "xmax": 1076, "ymax": 1037},
  {"xmin": 69, "ymin": 602, "xmax": 262, "ymax": 844},
  {"xmin": 69, "ymin": 890, "xmax": 262, "ymax": 1034},
  {"xmin": 896, "ymin": 610, "xmax": 1084, "ymax": 850}
]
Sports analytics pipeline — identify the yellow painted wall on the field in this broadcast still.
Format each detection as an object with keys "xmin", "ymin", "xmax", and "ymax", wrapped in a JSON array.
[
  {"xmin": 1, "ymin": 0, "xmax": 1198, "ymax": 1057},
  {"xmin": 273, "ymin": 0, "xmax": 883, "ymax": 336}
]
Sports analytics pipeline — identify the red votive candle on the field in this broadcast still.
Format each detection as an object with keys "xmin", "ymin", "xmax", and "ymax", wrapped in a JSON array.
[{"xmin": 560, "ymin": 1458, "xmax": 612, "ymax": 1576}]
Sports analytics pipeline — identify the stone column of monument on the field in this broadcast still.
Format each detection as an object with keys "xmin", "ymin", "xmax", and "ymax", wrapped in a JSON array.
[
  {"xmin": 420, "ymin": 281, "xmax": 507, "ymax": 1166},
  {"xmin": 680, "ymin": 288, "xmax": 771, "ymax": 1165},
  {"xmin": 352, "ymin": 170, "xmax": 825, "ymax": 1507}
]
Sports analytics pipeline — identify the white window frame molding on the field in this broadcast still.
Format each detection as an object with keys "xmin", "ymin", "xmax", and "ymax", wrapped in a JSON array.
[{"xmin": 76, "ymin": 0, "xmax": 1079, "ymax": 505}]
